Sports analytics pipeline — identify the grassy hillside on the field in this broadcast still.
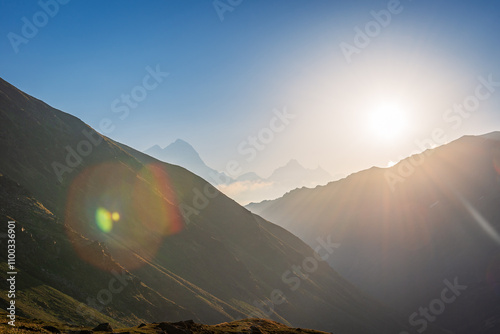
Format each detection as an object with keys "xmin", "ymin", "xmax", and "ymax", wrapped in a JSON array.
[{"xmin": 0, "ymin": 313, "xmax": 332, "ymax": 334}]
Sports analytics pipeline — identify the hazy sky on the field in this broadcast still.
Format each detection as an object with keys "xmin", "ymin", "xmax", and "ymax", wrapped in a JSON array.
[{"xmin": 2, "ymin": 0, "xmax": 500, "ymax": 179}]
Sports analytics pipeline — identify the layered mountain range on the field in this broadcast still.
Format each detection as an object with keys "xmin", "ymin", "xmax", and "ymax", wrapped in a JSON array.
[
  {"xmin": 0, "ymin": 78, "xmax": 421, "ymax": 333},
  {"xmin": 144, "ymin": 141, "xmax": 332, "ymax": 204}
]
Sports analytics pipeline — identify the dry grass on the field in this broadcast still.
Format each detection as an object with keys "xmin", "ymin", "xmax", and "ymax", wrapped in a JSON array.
[{"xmin": 0, "ymin": 313, "xmax": 330, "ymax": 334}]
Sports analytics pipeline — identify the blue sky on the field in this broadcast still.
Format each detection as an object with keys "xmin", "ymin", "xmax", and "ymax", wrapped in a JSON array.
[{"xmin": 1, "ymin": 0, "xmax": 500, "ymax": 180}]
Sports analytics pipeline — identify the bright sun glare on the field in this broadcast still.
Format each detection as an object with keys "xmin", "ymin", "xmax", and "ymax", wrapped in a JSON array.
[{"xmin": 369, "ymin": 104, "xmax": 408, "ymax": 140}]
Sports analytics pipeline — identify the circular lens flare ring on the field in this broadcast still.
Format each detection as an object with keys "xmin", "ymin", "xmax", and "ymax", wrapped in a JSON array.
[{"xmin": 64, "ymin": 162, "xmax": 184, "ymax": 271}]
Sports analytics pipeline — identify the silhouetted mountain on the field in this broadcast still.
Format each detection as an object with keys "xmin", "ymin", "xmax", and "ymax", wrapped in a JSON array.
[
  {"xmin": 228, "ymin": 160, "xmax": 333, "ymax": 205},
  {"xmin": 0, "ymin": 78, "xmax": 420, "ymax": 333},
  {"xmin": 144, "ymin": 142, "xmax": 332, "ymax": 205},
  {"xmin": 237, "ymin": 172, "xmax": 263, "ymax": 182},
  {"xmin": 144, "ymin": 139, "xmax": 231, "ymax": 186},
  {"xmin": 247, "ymin": 134, "xmax": 500, "ymax": 334},
  {"xmin": 266, "ymin": 159, "xmax": 332, "ymax": 188}
]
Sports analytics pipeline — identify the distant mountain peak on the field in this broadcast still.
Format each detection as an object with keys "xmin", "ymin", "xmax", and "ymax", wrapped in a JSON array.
[
  {"xmin": 284, "ymin": 159, "xmax": 302, "ymax": 168},
  {"xmin": 273, "ymin": 159, "xmax": 329, "ymax": 176},
  {"xmin": 144, "ymin": 139, "xmax": 231, "ymax": 186},
  {"xmin": 272, "ymin": 159, "xmax": 304, "ymax": 173},
  {"xmin": 145, "ymin": 139, "xmax": 199, "ymax": 157},
  {"xmin": 171, "ymin": 138, "xmax": 193, "ymax": 147},
  {"xmin": 149, "ymin": 144, "xmax": 163, "ymax": 150},
  {"xmin": 146, "ymin": 139, "xmax": 196, "ymax": 152}
]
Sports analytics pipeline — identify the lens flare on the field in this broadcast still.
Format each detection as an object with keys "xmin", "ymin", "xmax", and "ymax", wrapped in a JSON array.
[
  {"xmin": 64, "ymin": 162, "xmax": 184, "ymax": 271},
  {"xmin": 458, "ymin": 194, "xmax": 500, "ymax": 245},
  {"xmin": 96, "ymin": 207, "xmax": 113, "ymax": 233},
  {"xmin": 111, "ymin": 211, "xmax": 120, "ymax": 221}
]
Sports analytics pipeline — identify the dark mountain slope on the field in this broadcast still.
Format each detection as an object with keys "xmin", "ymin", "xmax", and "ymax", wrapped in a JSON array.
[{"xmin": 0, "ymin": 173, "xmax": 194, "ymax": 326}]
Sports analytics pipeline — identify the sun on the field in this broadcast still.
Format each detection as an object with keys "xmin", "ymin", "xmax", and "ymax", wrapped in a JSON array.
[{"xmin": 369, "ymin": 104, "xmax": 408, "ymax": 140}]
